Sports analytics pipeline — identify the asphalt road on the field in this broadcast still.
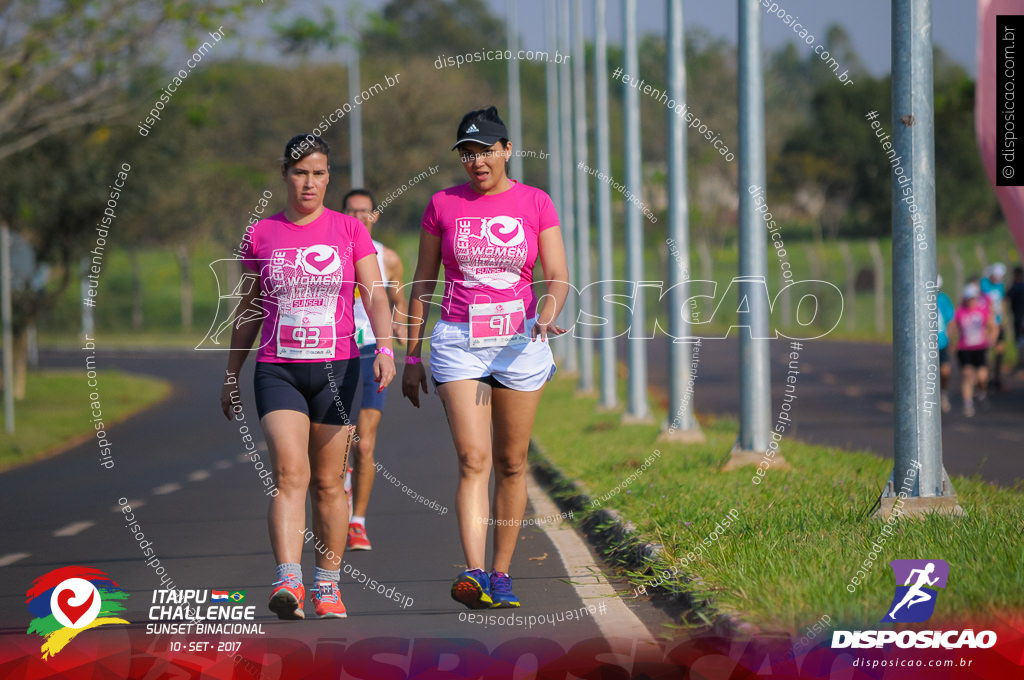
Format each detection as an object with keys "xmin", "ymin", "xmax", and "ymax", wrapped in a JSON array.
[
  {"xmin": 0, "ymin": 350, "xmax": 659, "ymax": 670},
  {"xmin": 630, "ymin": 336, "xmax": 1024, "ymax": 486}
]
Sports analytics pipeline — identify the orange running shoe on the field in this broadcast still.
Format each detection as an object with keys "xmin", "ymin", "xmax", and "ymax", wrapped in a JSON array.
[
  {"xmin": 347, "ymin": 522, "xmax": 372, "ymax": 551},
  {"xmin": 268, "ymin": 574, "xmax": 305, "ymax": 620},
  {"xmin": 311, "ymin": 581, "xmax": 347, "ymax": 618}
]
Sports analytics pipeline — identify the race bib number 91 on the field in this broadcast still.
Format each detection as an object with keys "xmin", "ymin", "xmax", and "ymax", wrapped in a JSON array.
[{"xmin": 469, "ymin": 300, "xmax": 529, "ymax": 348}]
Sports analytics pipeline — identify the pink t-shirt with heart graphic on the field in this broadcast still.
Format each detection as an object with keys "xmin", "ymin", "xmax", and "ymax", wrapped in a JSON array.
[
  {"xmin": 240, "ymin": 209, "xmax": 376, "ymax": 362},
  {"xmin": 954, "ymin": 303, "xmax": 992, "ymax": 351},
  {"xmin": 422, "ymin": 181, "xmax": 560, "ymax": 323}
]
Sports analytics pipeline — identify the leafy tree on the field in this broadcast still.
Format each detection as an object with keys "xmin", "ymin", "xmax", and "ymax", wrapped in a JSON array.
[
  {"xmin": 0, "ymin": 122, "xmax": 142, "ymax": 391},
  {"xmin": 0, "ymin": 0, "xmax": 248, "ymax": 161},
  {"xmin": 932, "ymin": 48, "xmax": 1000, "ymax": 235},
  {"xmin": 362, "ymin": 0, "xmax": 504, "ymax": 60},
  {"xmin": 272, "ymin": 6, "xmax": 343, "ymax": 60},
  {"xmin": 0, "ymin": 0, "xmax": 257, "ymax": 365}
]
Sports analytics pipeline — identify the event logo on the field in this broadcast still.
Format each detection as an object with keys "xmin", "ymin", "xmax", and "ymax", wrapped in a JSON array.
[
  {"xmin": 833, "ymin": 559, "xmax": 997, "ymax": 650},
  {"xmin": 882, "ymin": 559, "xmax": 948, "ymax": 623},
  {"xmin": 298, "ymin": 244, "xmax": 342, "ymax": 276},
  {"xmin": 26, "ymin": 567, "xmax": 129, "ymax": 659},
  {"xmin": 453, "ymin": 216, "xmax": 528, "ymax": 290},
  {"xmin": 484, "ymin": 216, "xmax": 525, "ymax": 248}
]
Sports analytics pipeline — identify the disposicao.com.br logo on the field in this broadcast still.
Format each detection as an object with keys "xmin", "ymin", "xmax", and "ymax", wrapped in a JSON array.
[
  {"xmin": 26, "ymin": 566, "xmax": 130, "ymax": 659},
  {"xmin": 832, "ymin": 559, "xmax": 997, "ymax": 650}
]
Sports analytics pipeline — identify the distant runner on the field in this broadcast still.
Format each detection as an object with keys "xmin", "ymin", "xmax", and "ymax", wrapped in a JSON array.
[
  {"xmin": 980, "ymin": 263, "xmax": 1007, "ymax": 391},
  {"xmin": 952, "ymin": 281, "xmax": 997, "ymax": 417},
  {"xmin": 342, "ymin": 188, "xmax": 408, "ymax": 551},
  {"xmin": 402, "ymin": 106, "xmax": 569, "ymax": 609},
  {"xmin": 221, "ymin": 134, "xmax": 395, "ymax": 620},
  {"xmin": 936, "ymin": 276, "xmax": 955, "ymax": 413}
]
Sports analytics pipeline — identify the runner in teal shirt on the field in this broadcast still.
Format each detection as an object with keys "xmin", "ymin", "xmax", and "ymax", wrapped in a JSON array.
[{"xmin": 936, "ymin": 277, "xmax": 955, "ymax": 412}]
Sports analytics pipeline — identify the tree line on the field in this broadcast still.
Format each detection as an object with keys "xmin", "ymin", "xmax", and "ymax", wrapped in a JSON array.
[{"xmin": 0, "ymin": 0, "xmax": 998, "ymax": 372}]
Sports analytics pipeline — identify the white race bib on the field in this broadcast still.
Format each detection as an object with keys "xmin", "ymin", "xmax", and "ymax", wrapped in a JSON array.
[
  {"xmin": 468, "ymin": 300, "xmax": 529, "ymax": 348},
  {"xmin": 276, "ymin": 306, "xmax": 337, "ymax": 359}
]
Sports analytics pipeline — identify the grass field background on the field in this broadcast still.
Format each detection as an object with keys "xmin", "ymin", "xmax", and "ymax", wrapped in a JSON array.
[{"xmin": 35, "ymin": 228, "xmax": 1022, "ymax": 347}]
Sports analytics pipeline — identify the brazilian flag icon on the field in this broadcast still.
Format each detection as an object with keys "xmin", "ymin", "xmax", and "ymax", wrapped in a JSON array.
[{"xmin": 229, "ymin": 591, "xmax": 246, "ymax": 602}]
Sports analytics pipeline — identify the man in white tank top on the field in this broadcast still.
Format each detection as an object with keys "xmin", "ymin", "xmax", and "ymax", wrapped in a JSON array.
[{"xmin": 342, "ymin": 189, "xmax": 408, "ymax": 550}]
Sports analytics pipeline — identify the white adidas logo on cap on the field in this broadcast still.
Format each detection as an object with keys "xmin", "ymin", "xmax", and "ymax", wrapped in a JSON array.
[{"xmin": 465, "ymin": 124, "xmax": 480, "ymax": 133}]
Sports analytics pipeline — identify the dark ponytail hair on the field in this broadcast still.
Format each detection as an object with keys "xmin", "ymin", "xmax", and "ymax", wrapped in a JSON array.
[{"xmin": 282, "ymin": 134, "xmax": 330, "ymax": 171}]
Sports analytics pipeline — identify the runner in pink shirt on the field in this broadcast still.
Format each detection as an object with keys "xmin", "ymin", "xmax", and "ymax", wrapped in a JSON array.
[
  {"xmin": 952, "ymin": 281, "xmax": 997, "ymax": 417},
  {"xmin": 402, "ymin": 106, "xmax": 569, "ymax": 609},
  {"xmin": 220, "ymin": 134, "xmax": 395, "ymax": 620}
]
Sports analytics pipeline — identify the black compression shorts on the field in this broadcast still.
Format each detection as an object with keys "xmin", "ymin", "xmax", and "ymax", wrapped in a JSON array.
[
  {"xmin": 253, "ymin": 360, "xmax": 359, "ymax": 425},
  {"xmin": 956, "ymin": 349, "xmax": 987, "ymax": 368}
]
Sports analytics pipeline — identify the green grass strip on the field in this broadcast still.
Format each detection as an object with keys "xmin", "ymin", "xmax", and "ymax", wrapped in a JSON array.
[{"xmin": 532, "ymin": 375, "xmax": 1024, "ymax": 632}]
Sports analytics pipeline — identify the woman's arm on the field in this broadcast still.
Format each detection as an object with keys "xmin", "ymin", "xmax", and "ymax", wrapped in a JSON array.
[
  {"xmin": 402, "ymin": 231, "xmax": 442, "ymax": 407},
  {"xmin": 533, "ymin": 226, "xmax": 570, "ymax": 341},
  {"xmin": 355, "ymin": 253, "xmax": 396, "ymax": 390},
  {"xmin": 220, "ymin": 270, "xmax": 264, "ymax": 419}
]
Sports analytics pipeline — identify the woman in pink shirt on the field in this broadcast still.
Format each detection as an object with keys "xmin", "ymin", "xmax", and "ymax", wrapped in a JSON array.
[
  {"xmin": 402, "ymin": 107, "xmax": 569, "ymax": 609},
  {"xmin": 220, "ymin": 134, "xmax": 395, "ymax": 619},
  {"xmin": 952, "ymin": 282, "xmax": 997, "ymax": 417}
]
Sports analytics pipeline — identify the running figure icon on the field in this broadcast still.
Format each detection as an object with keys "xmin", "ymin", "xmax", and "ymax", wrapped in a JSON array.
[
  {"xmin": 882, "ymin": 559, "xmax": 949, "ymax": 623},
  {"xmin": 887, "ymin": 562, "xmax": 939, "ymax": 619}
]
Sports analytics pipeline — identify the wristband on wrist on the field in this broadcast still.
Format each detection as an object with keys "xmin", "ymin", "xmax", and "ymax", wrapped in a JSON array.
[
  {"xmin": 405, "ymin": 356, "xmax": 422, "ymax": 365},
  {"xmin": 375, "ymin": 346, "xmax": 394, "ymax": 359}
]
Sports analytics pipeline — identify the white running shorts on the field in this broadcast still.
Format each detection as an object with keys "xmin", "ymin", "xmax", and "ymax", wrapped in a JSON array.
[{"xmin": 429, "ymin": 318, "xmax": 557, "ymax": 392}]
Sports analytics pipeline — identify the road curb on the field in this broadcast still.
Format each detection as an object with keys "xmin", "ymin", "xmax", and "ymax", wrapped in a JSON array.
[{"xmin": 528, "ymin": 438, "xmax": 749, "ymax": 638}]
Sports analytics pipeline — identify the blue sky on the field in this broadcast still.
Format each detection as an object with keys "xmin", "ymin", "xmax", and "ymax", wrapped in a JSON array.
[
  {"xmin": 495, "ymin": 0, "xmax": 977, "ymax": 76},
  {"xmin": 246, "ymin": 1, "xmax": 978, "ymax": 76}
]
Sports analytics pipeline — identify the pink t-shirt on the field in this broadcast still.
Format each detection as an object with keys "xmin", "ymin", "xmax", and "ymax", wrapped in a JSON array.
[
  {"xmin": 240, "ymin": 209, "xmax": 376, "ymax": 362},
  {"xmin": 954, "ymin": 304, "xmax": 991, "ymax": 350},
  {"xmin": 421, "ymin": 181, "xmax": 560, "ymax": 323}
]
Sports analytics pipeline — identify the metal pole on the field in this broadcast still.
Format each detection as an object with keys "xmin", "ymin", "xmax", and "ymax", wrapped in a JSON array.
[
  {"xmin": 662, "ymin": 0, "xmax": 704, "ymax": 443},
  {"xmin": 80, "ymin": 257, "xmax": 94, "ymax": 339},
  {"xmin": 348, "ymin": 43, "xmax": 364, "ymax": 187},
  {"xmin": 545, "ymin": 1, "xmax": 566, "ymax": 365},
  {"xmin": 734, "ymin": 0, "xmax": 771, "ymax": 454},
  {"xmin": 1, "ymin": 224, "xmax": 13, "ymax": 433},
  {"xmin": 573, "ymin": 0, "xmax": 594, "ymax": 393},
  {"xmin": 559, "ymin": 0, "xmax": 578, "ymax": 373},
  {"xmin": 507, "ymin": 0, "xmax": 524, "ymax": 181},
  {"xmin": 594, "ymin": 0, "xmax": 617, "ymax": 409},
  {"xmin": 622, "ymin": 0, "xmax": 650, "ymax": 422},
  {"xmin": 878, "ymin": 0, "xmax": 961, "ymax": 518}
]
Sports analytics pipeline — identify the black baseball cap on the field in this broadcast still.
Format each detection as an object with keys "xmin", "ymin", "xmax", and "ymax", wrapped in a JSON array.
[{"xmin": 452, "ymin": 117, "xmax": 509, "ymax": 150}]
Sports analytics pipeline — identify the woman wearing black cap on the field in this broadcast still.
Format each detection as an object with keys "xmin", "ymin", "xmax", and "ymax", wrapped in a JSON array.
[{"xmin": 401, "ymin": 106, "xmax": 569, "ymax": 609}]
